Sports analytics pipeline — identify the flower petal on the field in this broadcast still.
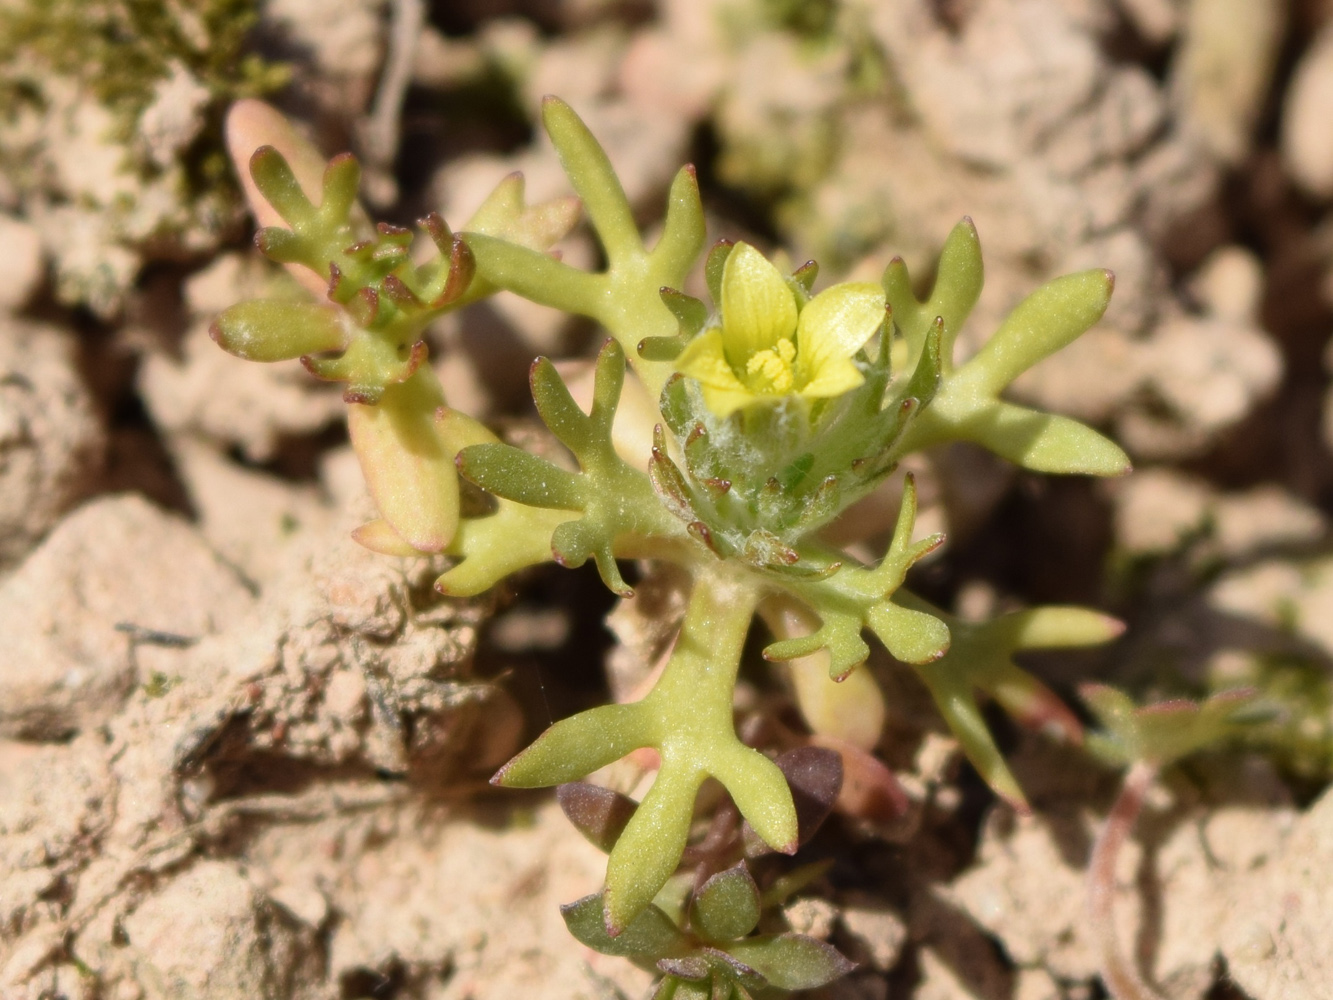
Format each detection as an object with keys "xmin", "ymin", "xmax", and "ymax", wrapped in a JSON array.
[
  {"xmin": 701, "ymin": 383, "xmax": 761, "ymax": 417},
  {"xmin": 676, "ymin": 329, "xmax": 745, "ymax": 389},
  {"xmin": 721, "ymin": 242, "xmax": 798, "ymax": 368},
  {"xmin": 795, "ymin": 281, "xmax": 885, "ymax": 386},
  {"xmin": 799, "ymin": 357, "xmax": 865, "ymax": 399},
  {"xmin": 678, "ymin": 329, "xmax": 762, "ymax": 417}
]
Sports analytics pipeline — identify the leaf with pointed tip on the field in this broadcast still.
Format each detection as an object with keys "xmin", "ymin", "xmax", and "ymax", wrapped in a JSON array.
[
  {"xmin": 531, "ymin": 355, "xmax": 597, "ymax": 453},
  {"xmin": 707, "ymin": 743, "xmax": 798, "ymax": 856},
  {"xmin": 655, "ymin": 165, "xmax": 707, "ymax": 277},
  {"xmin": 693, "ymin": 865, "xmax": 761, "ymax": 942},
  {"xmin": 906, "ymin": 603, "xmax": 1120, "ymax": 807},
  {"xmin": 661, "ymin": 288, "xmax": 710, "ymax": 337},
  {"xmin": 542, "ymin": 97, "xmax": 641, "ymax": 264},
  {"xmin": 606, "ymin": 765, "xmax": 706, "ymax": 934},
  {"xmin": 248, "ymin": 145, "xmax": 313, "ymax": 225},
  {"xmin": 903, "ymin": 317, "xmax": 944, "ymax": 410},
  {"xmin": 725, "ymin": 935, "xmax": 856, "ymax": 991},
  {"xmin": 1081, "ymin": 685, "xmax": 1262, "ymax": 768},
  {"xmin": 959, "ymin": 402, "xmax": 1132, "ymax": 477},
  {"xmin": 561, "ymin": 893, "xmax": 690, "ymax": 959},
  {"xmin": 436, "ymin": 503, "xmax": 573, "ymax": 596},
  {"xmin": 705, "ymin": 241, "xmax": 735, "ymax": 306},
  {"xmin": 881, "ymin": 218, "xmax": 983, "ymax": 367},
  {"xmin": 494, "ymin": 703, "xmax": 647, "ymax": 788},
  {"xmin": 557, "ymin": 783, "xmax": 638, "ymax": 854}
]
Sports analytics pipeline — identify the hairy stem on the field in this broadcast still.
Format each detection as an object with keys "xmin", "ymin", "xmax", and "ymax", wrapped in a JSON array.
[{"xmin": 1087, "ymin": 760, "xmax": 1164, "ymax": 1000}]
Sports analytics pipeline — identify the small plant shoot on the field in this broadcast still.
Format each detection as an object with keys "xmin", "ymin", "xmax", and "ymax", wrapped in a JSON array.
[{"xmin": 216, "ymin": 95, "xmax": 1184, "ymax": 995}]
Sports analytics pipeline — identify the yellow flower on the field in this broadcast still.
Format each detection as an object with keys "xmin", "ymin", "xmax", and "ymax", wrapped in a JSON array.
[{"xmin": 675, "ymin": 242, "xmax": 886, "ymax": 417}]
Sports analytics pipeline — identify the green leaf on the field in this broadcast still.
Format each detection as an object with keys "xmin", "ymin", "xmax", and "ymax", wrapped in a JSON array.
[
  {"xmin": 210, "ymin": 300, "xmax": 346, "ymax": 362},
  {"xmin": 248, "ymin": 145, "xmax": 312, "ymax": 224},
  {"xmin": 456, "ymin": 443, "xmax": 584, "ymax": 510},
  {"xmin": 655, "ymin": 165, "xmax": 707, "ymax": 277},
  {"xmin": 464, "ymin": 233, "xmax": 604, "ymax": 317},
  {"xmin": 661, "ymin": 287, "xmax": 709, "ymax": 337},
  {"xmin": 606, "ymin": 765, "xmax": 705, "ymax": 934},
  {"xmin": 436, "ymin": 503, "xmax": 573, "ymax": 596},
  {"xmin": 962, "ymin": 268, "xmax": 1114, "ymax": 397},
  {"xmin": 912, "ymin": 400, "xmax": 1131, "ymax": 478},
  {"xmin": 963, "ymin": 403, "xmax": 1131, "ymax": 477},
  {"xmin": 705, "ymin": 241, "xmax": 735, "ymax": 306},
  {"xmin": 561, "ymin": 893, "xmax": 689, "ymax": 959},
  {"xmin": 1081, "ymin": 685, "xmax": 1262, "ymax": 768},
  {"xmin": 866, "ymin": 601, "xmax": 951, "ymax": 665},
  {"xmin": 531, "ymin": 355, "xmax": 596, "ymax": 453},
  {"xmin": 905, "ymin": 603, "xmax": 1120, "ymax": 808},
  {"xmin": 928, "ymin": 217, "xmax": 984, "ymax": 364},
  {"xmin": 724, "ymin": 935, "xmax": 855, "ymax": 991},
  {"xmin": 707, "ymin": 743, "xmax": 799, "ymax": 855},
  {"xmin": 692, "ymin": 865, "xmax": 761, "ymax": 942},
  {"xmin": 494, "ymin": 703, "xmax": 648, "ymax": 788},
  {"xmin": 542, "ymin": 96, "xmax": 641, "ymax": 264}
]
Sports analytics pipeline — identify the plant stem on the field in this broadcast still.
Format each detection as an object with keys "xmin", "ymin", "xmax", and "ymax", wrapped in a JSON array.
[{"xmin": 1087, "ymin": 759, "xmax": 1164, "ymax": 1000}]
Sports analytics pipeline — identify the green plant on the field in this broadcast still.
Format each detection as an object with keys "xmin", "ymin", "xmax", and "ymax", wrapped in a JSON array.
[
  {"xmin": 1079, "ymin": 686, "xmax": 1264, "ymax": 1000},
  {"xmin": 558, "ymin": 748, "xmax": 853, "ymax": 998},
  {"xmin": 215, "ymin": 96, "xmax": 1137, "ymax": 992}
]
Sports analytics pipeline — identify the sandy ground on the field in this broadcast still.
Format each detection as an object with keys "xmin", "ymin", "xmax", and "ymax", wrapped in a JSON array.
[{"xmin": 3, "ymin": 1, "xmax": 1333, "ymax": 997}]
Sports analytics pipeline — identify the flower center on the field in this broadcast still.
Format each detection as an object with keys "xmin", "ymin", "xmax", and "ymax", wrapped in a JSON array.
[{"xmin": 744, "ymin": 337, "xmax": 797, "ymax": 394}]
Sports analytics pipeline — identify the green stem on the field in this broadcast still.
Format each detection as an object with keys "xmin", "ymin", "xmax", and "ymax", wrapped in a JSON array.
[{"xmin": 646, "ymin": 570, "xmax": 761, "ymax": 744}]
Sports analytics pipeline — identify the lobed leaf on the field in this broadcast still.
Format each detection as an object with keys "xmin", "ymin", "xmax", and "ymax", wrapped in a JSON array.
[{"xmin": 456, "ymin": 443, "xmax": 584, "ymax": 510}]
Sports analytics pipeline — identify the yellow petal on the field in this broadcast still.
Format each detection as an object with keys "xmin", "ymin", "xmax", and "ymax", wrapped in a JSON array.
[
  {"xmin": 676, "ymin": 329, "xmax": 748, "ymax": 391},
  {"xmin": 799, "ymin": 357, "xmax": 865, "ymax": 399},
  {"xmin": 720, "ymin": 243, "xmax": 798, "ymax": 368},
  {"xmin": 795, "ymin": 281, "xmax": 885, "ymax": 386},
  {"xmin": 701, "ymin": 383, "xmax": 761, "ymax": 418}
]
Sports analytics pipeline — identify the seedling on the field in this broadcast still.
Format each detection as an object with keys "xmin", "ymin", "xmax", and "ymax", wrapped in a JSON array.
[{"xmin": 1080, "ymin": 685, "xmax": 1264, "ymax": 1000}]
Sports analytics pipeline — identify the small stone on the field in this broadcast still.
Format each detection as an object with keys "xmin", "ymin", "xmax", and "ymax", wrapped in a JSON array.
[
  {"xmin": 0, "ymin": 214, "xmax": 43, "ymax": 310},
  {"xmin": 0, "ymin": 318, "xmax": 104, "ymax": 567},
  {"xmin": 121, "ymin": 861, "xmax": 316, "ymax": 999},
  {"xmin": 784, "ymin": 896, "xmax": 838, "ymax": 940},
  {"xmin": 323, "ymin": 669, "xmax": 367, "ymax": 721},
  {"xmin": 1171, "ymin": 0, "xmax": 1285, "ymax": 164},
  {"xmin": 1282, "ymin": 24, "xmax": 1333, "ymax": 199},
  {"xmin": 838, "ymin": 904, "xmax": 908, "ymax": 971},
  {"xmin": 1113, "ymin": 467, "xmax": 1212, "ymax": 555},
  {"xmin": 0, "ymin": 495, "xmax": 254, "ymax": 739}
]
